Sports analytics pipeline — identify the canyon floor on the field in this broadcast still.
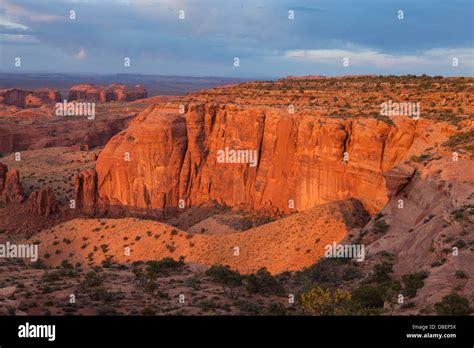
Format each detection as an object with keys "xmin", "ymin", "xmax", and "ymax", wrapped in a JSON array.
[{"xmin": 0, "ymin": 75, "xmax": 472, "ymax": 316}]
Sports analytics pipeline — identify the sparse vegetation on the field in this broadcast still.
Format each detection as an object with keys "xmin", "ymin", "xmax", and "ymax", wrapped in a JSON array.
[
  {"xmin": 434, "ymin": 293, "xmax": 471, "ymax": 315},
  {"xmin": 401, "ymin": 271, "xmax": 428, "ymax": 297}
]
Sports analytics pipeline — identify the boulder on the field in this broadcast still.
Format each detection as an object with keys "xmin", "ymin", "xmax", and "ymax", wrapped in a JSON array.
[{"xmin": 382, "ymin": 164, "xmax": 416, "ymax": 198}]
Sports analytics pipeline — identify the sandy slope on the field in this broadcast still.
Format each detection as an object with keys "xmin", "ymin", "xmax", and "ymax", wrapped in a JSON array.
[{"xmin": 31, "ymin": 200, "xmax": 365, "ymax": 274}]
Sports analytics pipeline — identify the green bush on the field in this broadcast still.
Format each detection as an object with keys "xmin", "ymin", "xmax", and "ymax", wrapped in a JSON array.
[
  {"xmin": 236, "ymin": 300, "xmax": 261, "ymax": 315},
  {"xmin": 245, "ymin": 267, "xmax": 285, "ymax": 295},
  {"xmin": 371, "ymin": 262, "xmax": 393, "ymax": 283},
  {"xmin": 352, "ymin": 285, "xmax": 385, "ymax": 309},
  {"xmin": 402, "ymin": 271, "xmax": 428, "ymax": 297},
  {"xmin": 343, "ymin": 265, "xmax": 362, "ymax": 281},
  {"xmin": 372, "ymin": 219, "xmax": 390, "ymax": 234},
  {"xmin": 42, "ymin": 268, "xmax": 75, "ymax": 282},
  {"xmin": 145, "ymin": 257, "xmax": 184, "ymax": 277},
  {"xmin": 308, "ymin": 258, "xmax": 345, "ymax": 286},
  {"xmin": 80, "ymin": 271, "xmax": 104, "ymax": 290},
  {"xmin": 434, "ymin": 293, "xmax": 471, "ymax": 315},
  {"xmin": 198, "ymin": 299, "xmax": 219, "ymax": 311},
  {"xmin": 205, "ymin": 264, "xmax": 242, "ymax": 288}
]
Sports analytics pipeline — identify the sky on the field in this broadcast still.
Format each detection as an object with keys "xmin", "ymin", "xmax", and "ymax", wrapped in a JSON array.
[{"xmin": 0, "ymin": 0, "xmax": 473, "ymax": 78}]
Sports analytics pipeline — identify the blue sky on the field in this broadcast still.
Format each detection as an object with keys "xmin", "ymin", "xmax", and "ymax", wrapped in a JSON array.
[{"xmin": 0, "ymin": 0, "xmax": 473, "ymax": 78}]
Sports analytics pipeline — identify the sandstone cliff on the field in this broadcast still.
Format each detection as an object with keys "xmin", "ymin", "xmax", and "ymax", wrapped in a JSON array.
[{"xmin": 92, "ymin": 103, "xmax": 455, "ymax": 216}]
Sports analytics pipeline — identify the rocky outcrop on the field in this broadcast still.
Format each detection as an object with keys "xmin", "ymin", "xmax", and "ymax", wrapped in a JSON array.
[
  {"xmin": 0, "ymin": 165, "xmax": 24, "ymax": 204},
  {"xmin": 68, "ymin": 84, "xmax": 147, "ymax": 103},
  {"xmin": 73, "ymin": 170, "xmax": 98, "ymax": 214},
  {"xmin": 86, "ymin": 102, "xmax": 454, "ymax": 216},
  {"xmin": 382, "ymin": 163, "xmax": 416, "ymax": 198},
  {"xmin": 26, "ymin": 187, "xmax": 57, "ymax": 217},
  {"xmin": 0, "ymin": 163, "xmax": 8, "ymax": 192},
  {"xmin": 0, "ymin": 163, "xmax": 58, "ymax": 216},
  {"xmin": 0, "ymin": 88, "xmax": 61, "ymax": 108},
  {"xmin": 366, "ymin": 156, "xmax": 474, "ymax": 312}
]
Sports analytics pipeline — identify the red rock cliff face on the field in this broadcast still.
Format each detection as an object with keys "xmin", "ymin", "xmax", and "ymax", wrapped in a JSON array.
[{"xmin": 94, "ymin": 103, "xmax": 455, "ymax": 215}]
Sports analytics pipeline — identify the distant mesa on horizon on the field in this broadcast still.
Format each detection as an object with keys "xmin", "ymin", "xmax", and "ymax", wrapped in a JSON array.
[
  {"xmin": 0, "ymin": 83, "xmax": 148, "ymax": 108},
  {"xmin": 279, "ymin": 74, "xmax": 378, "ymax": 81}
]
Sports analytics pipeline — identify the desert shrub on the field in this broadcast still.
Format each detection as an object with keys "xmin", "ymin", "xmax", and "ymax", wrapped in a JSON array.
[
  {"xmin": 452, "ymin": 209, "xmax": 464, "ymax": 220},
  {"xmin": 198, "ymin": 299, "xmax": 219, "ymax": 311},
  {"xmin": 371, "ymin": 262, "xmax": 393, "ymax": 283},
  {"xmin": 144, "ymin": 279, "xmax": 158, "ymax": 295},
  {"xmin": 96, "ymin": 306, "xmax": 118, "ymax": 315},
  {"xmin": 145, "ymin": 257, "xmax": 184, "ymax": 277},
  {"xmin": 90, "ymin": 287, "xmax": 123, "ymax": 303},
  {"xmin": 444, "ymin": 235, "xmax": 455, "ymax": 243},
  {"xmin": 141, "ymin": 306, "xmax": 156, "ymax": 315},
  {"xmin": 236, "ymin": 300, "xmax": 261, "ymax": 315},
  {"xmin": 31, "ymin": 259, "xmax": 47, "ymax": 269},
  {"xmin": 431, "ymin": 258, "xmax": 447, "ymax": 268},
  {"xmin": 374, "ymin": 212, "xmax": 384, "ymax": 220},
  {"xmin": 42, "ymin": 286, "xmax": 53, "ymax": 294},
  {"xmin": 372, "ymin": 219, "xmax": 390, "ymax": 234},
  {"xmin": 402, "ymin": 271, "xmax": 429, "ymax": 297},
  {"xmin": 342, "ymin": 265, "xmax": 362, "ymax": 281},
  {"xmin": 184, "ymin": 275, "xmax": 201, "ymax": 290},
  {"xmin": 434, "ymin": 293, "xmax": 471, "ymax": 315},
  {"xmin": 101, "ymin": 257, "xmax": 113, "ymax": 268},
  {"xmin": 59, "ymin": 260, "xmax": 74, "ymax": 269},
  {"xmin": 80, "ymin": 271, "xmax": 104, "ymax": 290},
  {"xmin": 42, "ymin": 268, "xmax": 75, "ymax": 282},
  {"xmin": 443, "ymin": 130, "xmax": 474, "ymax": 147},
  {"xmin": 455, "ymin": 270, "xmax": 467, "ymax": 279},
  {"xmin": 264, "ymin": 303, "xmax": 288, "ymax": 316},
  {"xmin": 308, "ymin": 258, "xmax": 346, "ymax": 287},
  {"xmin": 352, "ymin": 285, "xmax": 385, "ymax": 309},
  {"xmin": 205, "ymin": 264, "xmax": 242, "ymax": 288},
  {"xmin": 452, "ymin": 239, "xmax": 466, "ymax": 248},
  {"xmin": 300, "ymin": 286, "xmax": 353, "ymax": 315},
  {"xmin": 245, "ymin": 267, "xmax": 285, "ymax": 295}
]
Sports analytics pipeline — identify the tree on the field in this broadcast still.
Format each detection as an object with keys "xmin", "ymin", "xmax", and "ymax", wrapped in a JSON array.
[
  {"xmin": 300, "ymin": 286, "xmax": 352, "ymax": 315},
  {"xmin": 245, "ymin": 267, "xmax": 285, "ymax": 295},
  {"xmin": 205, "ymin": 264, "xmax": 242, "ymax": 298}
]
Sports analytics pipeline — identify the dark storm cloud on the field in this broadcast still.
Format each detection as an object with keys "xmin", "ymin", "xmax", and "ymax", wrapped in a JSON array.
[{"xmin": 1, "ymin": 0, "xmax": 472, "ymax": 76}]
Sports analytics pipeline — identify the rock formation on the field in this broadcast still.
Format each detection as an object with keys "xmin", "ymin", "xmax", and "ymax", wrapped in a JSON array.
[
  {"xmin": 382, "ymin": 163, "xmax": 416, "ymax": 198},
  {"xmin": 87, "ymin": 102, "xmax": 454, "ymax": 217},
  {"xmin": 0, "ymin": 164, "xmax": 24, "ymax": 204},
  {"xmin": 68, "ymin": 84, "xmax": 147, "ymax": 103},
  {"xmin": 26, "ymin": 187, "xmax": 57, "ymax": 217},
  {"xmin": 0, "ymin": 88, "xmax": 61, "ymax": 108},
  {"xmin": 73, "ymin": 170, "xmax": 98, "ymax": 214}
]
